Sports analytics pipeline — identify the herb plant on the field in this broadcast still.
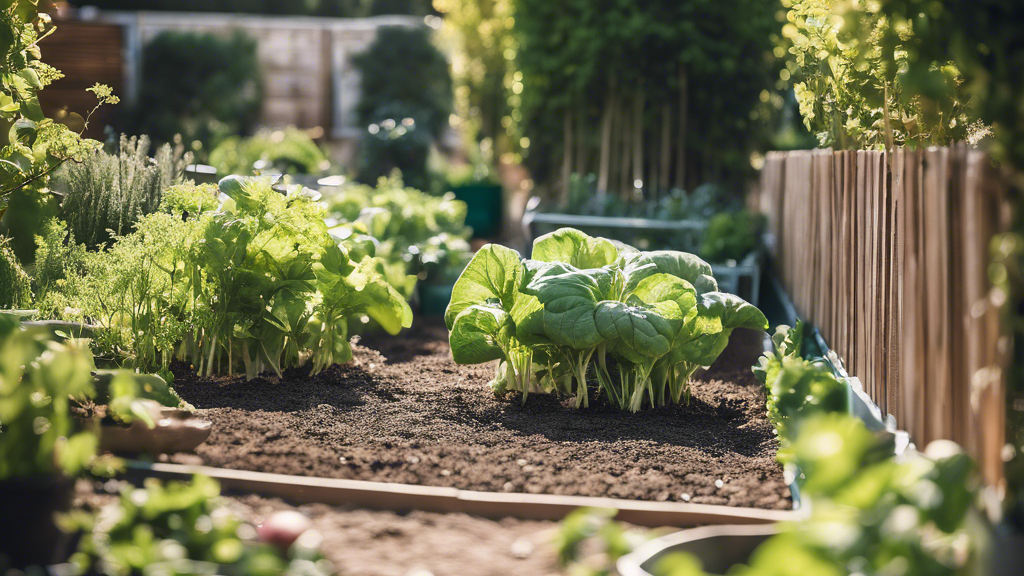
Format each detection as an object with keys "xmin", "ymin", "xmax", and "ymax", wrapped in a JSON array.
[
  {"xmin": 0, "ymin": 236, "xmax": 31, "ymax": 309},
  {"xmin": 51, "ymin": 134, "xmax": 192, "ymax": 249},
  {"xmin": 62, "ymin": 176, "xmax": 413, "ymax": 379},
  {"xmin": 445, "ymin": 228, "xmax": 768, "ymax": 411},
  {"xmin": 323, "ymin": 176, "xmax": 472, "ymax": 299}
]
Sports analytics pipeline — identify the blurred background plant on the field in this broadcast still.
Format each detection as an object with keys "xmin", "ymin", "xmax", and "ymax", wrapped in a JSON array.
[
  {"xmin": 63, "ymin": 475, "xmax": 336, "ymax": 576},
  {"xmin": 128, "ymin": 30, "xmax": 263, "ymax": 156},
  {"xmin": 209, "ymin": 127, "xmax": 331, "ymax": 177},
  {"xmin": 51, "ymin": 133, "xmax": 192, "ymax": 249},
  {"xmin": 352, "ymin": 25, "xmax": 453, "ymax": 189},
  {"xmin": 0, "ymin": 237, "xmax": 32, "ymax": 309}
]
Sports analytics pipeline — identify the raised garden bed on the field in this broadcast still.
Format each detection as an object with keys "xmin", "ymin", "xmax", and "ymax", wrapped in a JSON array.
[
  {"xmin": 79, "ymin": 482, "xmax": 563, "ymax": 576},
  {"xmin": 159, "ymin": 321, "xmax": 791, "ymax": 520}
]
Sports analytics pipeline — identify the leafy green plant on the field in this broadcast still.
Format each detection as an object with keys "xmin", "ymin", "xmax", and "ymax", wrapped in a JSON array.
[
  {"xmin": 778, "ymin": 0, "xmax": 986, "ymax": 150},
  {"xmin": 0, "ymin": 3, "xmax": 118, "ymax": 261},
  {"xmin": 553, "ymin": 507, "xmax": 653, "ymax": 576},
  {"xmin": 699, "ymin": 210, "xmax": 766, "ymax": 264},
  {"xmin": 0, "ymin": 314, "xmax": 97, "ymax": 479},
  {"xmin": 357, "ymin": 105, "xmax": 436, "ymax": 191},
  {"xmin": 131, "ymin": 30, "xmax": 262, "ymax": 150},
  {"xmin": 66, "ymin": 177, "xmax": 412, "ymax": 379},
  {"xmin": 32, "ymin": 218, "xmax": 87, "ymax": 315},
  {"xmin": 323, "ymin": 175, "xmax": 472, "ymax": 298},
  {"xmin": 51, "ymin": 134, "xmax": 192, "ymax": 249},
  {"xmin": 209, "ymin": 127, "xmax": 330, "ymax": 177},
  {"xmin": 753, "ymin": 322, "xmax": 848, "ymax": 461},
  {"xmin": 445, "ymin": 228, "xmax": 767, "ymax": 411},
  {"xmin": 64, "ymin": 475, "xmax": 335, "ymax": 576},
  {"xmin": 0, "ymin": 235, "xmax": 31, "ymax": 309}
]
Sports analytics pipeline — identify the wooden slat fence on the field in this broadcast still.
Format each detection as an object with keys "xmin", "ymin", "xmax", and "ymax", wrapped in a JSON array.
[{"xmin": 760, "ymin": 147, "xmax": 1007, "ymax": 488}]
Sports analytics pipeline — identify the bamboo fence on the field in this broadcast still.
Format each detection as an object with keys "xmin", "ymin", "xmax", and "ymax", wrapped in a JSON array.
[{"xmin": 759, "ymin": 147, "xmax": 1007, "ymax": 488}]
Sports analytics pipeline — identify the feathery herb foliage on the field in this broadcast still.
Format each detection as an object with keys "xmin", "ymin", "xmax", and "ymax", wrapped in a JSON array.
[{"xmin": 52, "ymin": 134, "xmax": 192, "ymax": 249}]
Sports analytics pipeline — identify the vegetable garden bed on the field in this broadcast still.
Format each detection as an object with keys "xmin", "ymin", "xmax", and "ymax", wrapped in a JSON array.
[{"xmin": 159, "ymin": 322, "xmax": 791, "ymax": 518}]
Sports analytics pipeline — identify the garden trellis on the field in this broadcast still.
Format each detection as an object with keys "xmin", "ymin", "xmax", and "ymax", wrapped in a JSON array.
[{"xmin": 760, "ymin": 146, "xmax": 1007, "ymax": 487}]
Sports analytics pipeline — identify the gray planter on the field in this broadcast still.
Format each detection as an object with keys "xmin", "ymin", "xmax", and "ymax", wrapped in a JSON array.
[{"xmin": 617, "ymin": 524, "xmax": 780, "ymax": 576}]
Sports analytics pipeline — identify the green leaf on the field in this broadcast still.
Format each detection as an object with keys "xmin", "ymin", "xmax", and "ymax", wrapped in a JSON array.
[
  {"xmin": 594, "ymin": 300, "xmax": 679, "ymax": 361},
  {"xmin": 449, "ymin": 303, "xmax": 508, "ymax": 364},
  {"xmin": 699, "ymin": 292, "xmax": 769, "ymax": 331},
  {"xmin": 531, "ymin": 227, "xmax": 619, "ymax": 269},
  {"xmin": 624, "ymin": 250, "xmax": 718, "ymax": 296},
  {"xmin": 445, "ymin": 243, "xmax": 523, "ymax": 330}
]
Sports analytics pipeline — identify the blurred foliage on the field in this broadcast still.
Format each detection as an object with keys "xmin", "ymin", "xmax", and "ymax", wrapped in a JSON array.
[
  {"xmin": 209, "ymin": 127, "xmax": 330, "ymax": 177},
  {"xmin": 351, "ymin": 26, "xmax": 452, "ymax": 189},
  {"xmin": 432, "ymin": 0, "xmax": 519, "ymax": 158},
  {"xmin": 322, "ymin": 175, "xmax": 472, "ymax": 296},
  {"xmin": 553, "ymin": 507, "xmax": 654, "ymax": 576},
  {"xmin": 0, "ymin": 3, "xmax": 117, "ymax": 262},
  {"xmin": 699, "ymin": 210, "xmax": 767, "ymax": 264},
  {"xmin": 52, "ymin": 134, "xmax": 191, "ymax": 249},
  {"xmin": 511, "ymin": 0, "xmax": 784, "ymax": 192},
  {"xmin": 67, "ymin": 0, "xmax": 435, "ymax": 17},
  {"xmin": 130, "ymin": 30, "xmax": 262, "ymax": 153},
  {"xmin": 32, "ymin": 217, "xmax": 87, "ymax": 316},
  {"xmin": 778, "ymin": 0, "xmax": 986, "ymax": 150},
  {"xmin": 64, "ymin": 475, "xmax": 336, "ymax": 576},
  {"xmin": 357, "ymin": 105, "xmax": 435, "ymax": 190},
  {"xmin": 0, "ymin": 236, "xmax": 32, "ymax": 308},
  {"xmin": 0, "ymin": 314, "xmax": 97, "ymax": 479},
  {"xmin": 352, "ymin": 25, "xmax": 453, "ymax": 141}
]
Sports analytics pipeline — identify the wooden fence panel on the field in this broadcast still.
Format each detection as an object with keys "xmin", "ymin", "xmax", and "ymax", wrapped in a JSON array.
[{"xmin": 761, "ymin": 146, "xmax": 1006, "ymax": 488}]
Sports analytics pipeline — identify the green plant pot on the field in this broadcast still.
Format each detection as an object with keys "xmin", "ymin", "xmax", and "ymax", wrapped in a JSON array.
[
  {"xmin": 419, "ymin": 283, "xmax": 453, "ymax": 317},
  {"xmin": 451, "ymin": 183, "xmax": 502, "ymax": 238}
]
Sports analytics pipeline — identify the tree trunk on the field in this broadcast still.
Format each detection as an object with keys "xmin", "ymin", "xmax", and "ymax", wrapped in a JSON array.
[
  {"xmin": 597, "ymin": 78, "xmax": 616, "ymax": 196},
  {"xmin": 619, "ymin": 97, "xmax": 632, "ymax": 198},
  {"xmin": 576, "ymin": 103, "xmax": 588, "ymax": 179},
  {"xmin": 659, "ymin": 102, "xmax": 672, "ymax": 193},
  {"xmin": 673, "ymin": 67, "xmax": 689, "ymax": 191},
  {"xmin": 632, "ymin": 85, "xmax": 645, "ymax": 196},
  {"xmin": 561, "ymin": 109, "xmax": 573, "ymax": 205}
]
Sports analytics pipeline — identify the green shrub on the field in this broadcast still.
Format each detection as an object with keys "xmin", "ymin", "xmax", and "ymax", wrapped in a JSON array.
[
  {"xmin": 357, "ymin": 106, "xmax": 435, "ymax": 190},
  {"xmin": 352, "ymin": 26, "xmax": 452, "ymax": 140},
  {"xmin": 209, "ymin": 127, "xmax": 330, "ymax": 176},
  {"xmin": 132, "ymin": 30, "xmax": 263, "ymax": 149},
  {"xmin": 699, "ymin": 210, "xmax": 766, "ymax": 263},
  {"xmin": 0, "ymin": 237, "xmax": 32, "ymax": 309},
  {"xmin": 52, "ymin": 134, "xmax": 192, "ymax": 249}
]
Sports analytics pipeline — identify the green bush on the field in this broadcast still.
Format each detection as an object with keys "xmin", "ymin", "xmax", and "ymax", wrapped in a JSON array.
[
  {"xmin": 32, "ymin": 219, "xmax": 87, "ymax": 315},
  {"xmin": 51, "ymin": 134, "xmax": 191, "ymax": 249},
  {"xmin": 352, "ymin": 26, "xmax": 452, "ymax": 140},
  {"xmin": 0, "ymin": 237, "xmax": 32, "ymax": 309},
  {"xmin": 132, "ymin": 30, "xmax": 263, "ymax": 149},
  {"xmin": 699, "ymin": 210, "xmax": 766, "ymax": 263},
  {"xmin": 358, "ymin": 105, "xmax": 435, "ymax": 190},
  {"xmin": 209, "ymin": 127, "xmax": 330, "ymax": 176}
]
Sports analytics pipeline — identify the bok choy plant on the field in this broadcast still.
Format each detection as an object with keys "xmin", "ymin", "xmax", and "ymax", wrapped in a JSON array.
[{"xmin": 446, "ymin": 228, "xmax": 768, "ymax": 411}]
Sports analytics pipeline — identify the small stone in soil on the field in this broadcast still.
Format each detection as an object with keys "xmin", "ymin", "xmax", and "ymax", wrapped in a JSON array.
[
  {"xmin": 715, "ymin": 479, "xmax": 725, "ymax": 488},
  {"xmin": 681, "ymin": 493, "xmax": 691, "ymax": 502}
]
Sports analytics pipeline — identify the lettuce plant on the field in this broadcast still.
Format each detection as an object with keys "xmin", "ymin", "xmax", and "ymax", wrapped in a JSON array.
[
  {"xmin": 63, "ymin": 177, "xmax": 412, "ymax": 379},
  {"xmin": 446, "ymin": 228, "xmax": 767, "ymax": 411}
]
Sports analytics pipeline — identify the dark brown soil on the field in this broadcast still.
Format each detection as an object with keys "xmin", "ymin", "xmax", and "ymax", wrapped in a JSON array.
[{"xmin": 169, "ymin": 321, "xmax": 790, "ymax": 509}]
